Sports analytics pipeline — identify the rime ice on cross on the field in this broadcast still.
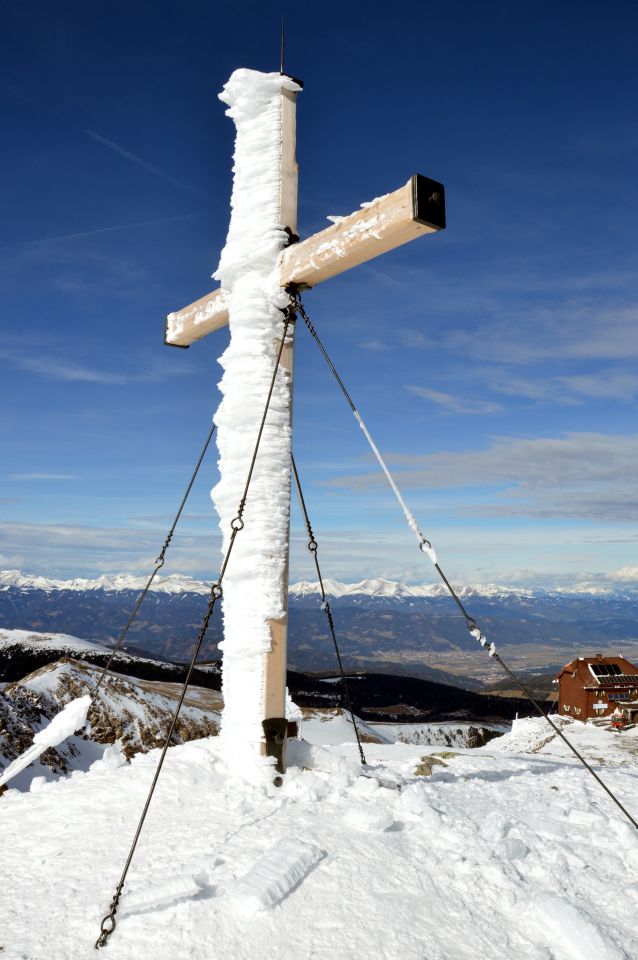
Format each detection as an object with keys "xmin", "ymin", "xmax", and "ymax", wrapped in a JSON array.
[{"xmin": 165, "ymin": 68, "xmax": 445, "ymax": 781}]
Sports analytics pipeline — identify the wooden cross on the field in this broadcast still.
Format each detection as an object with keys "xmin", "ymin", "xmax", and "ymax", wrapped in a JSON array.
[{"xmin": 164, "ymin": 69, "xmax": 445, "ymax": 779}]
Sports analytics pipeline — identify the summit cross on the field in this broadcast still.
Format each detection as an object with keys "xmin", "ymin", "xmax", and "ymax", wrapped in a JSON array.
[{"xmin": 164, "ymin": 68, "xmax": 445, "ymax": 781}]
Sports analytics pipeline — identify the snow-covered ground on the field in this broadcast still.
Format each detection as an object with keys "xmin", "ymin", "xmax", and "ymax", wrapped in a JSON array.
[
  {"xmin": 2, "ymin": 716, "xmax": 637, "ymax": 960},
  {"xmin": 0, "ymin": 627, "xmax": 112, "ymax": 657}
]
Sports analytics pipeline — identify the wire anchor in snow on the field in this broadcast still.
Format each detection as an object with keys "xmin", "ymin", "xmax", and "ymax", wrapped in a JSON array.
[{"xmin": 95, "ymin": 899, "xmax": 119, "ymax": 949}]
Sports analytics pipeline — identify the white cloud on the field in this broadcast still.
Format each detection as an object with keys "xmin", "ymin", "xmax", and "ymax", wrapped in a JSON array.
[
  {"xmin": 608, "ymin": 566, "xmax": 638, "ymax": 583},
  {"xmin": 328, "ymin": 432, "xmax": 638, "ymax": 522},
  {"xmin": 485, "ymin": 368, "xmax": 638, "ymax": 405},
  {"xmin": 0, "ymin": 347, "xmax": 190, "ymax": 385},
  {"xmin": 2, "ymin": 518, "xmax": 637, "ymax": 590},
  {"xmin": 406, "ymin": 385, "xmax": 502, "ymax": 415},
  {"xmin": 387, "ymin": 263, "xmax": 638, "ymax": 365},
  {"xmin": 0, "ymin": 520, "xmax": 222, "ymax": 580}
]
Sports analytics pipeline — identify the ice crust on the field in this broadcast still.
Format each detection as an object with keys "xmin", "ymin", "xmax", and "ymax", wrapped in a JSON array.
[
  {"xmin": 210, "ymin": 70, "xmax": 301, "ymax": 776},
  {"xmin": 228, "ymin": 838, "xmax": 325, "ymax": 913},
  {"xmin": 0, "ymin": 695, "xmax": 91, "ymax": 788},
  {"xmin": 119, "ymin": 876, "xmax": 205, "ymax": 918}
]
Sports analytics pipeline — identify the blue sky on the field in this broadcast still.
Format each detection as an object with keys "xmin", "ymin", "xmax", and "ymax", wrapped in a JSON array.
[{"xmin": 1, "ymin": 0, "xmax": 637, "ymax": 588}]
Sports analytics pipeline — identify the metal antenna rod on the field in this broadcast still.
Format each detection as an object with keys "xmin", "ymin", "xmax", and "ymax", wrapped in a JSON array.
[{"xmin": 280, "ymin": 15, "xmax": 285, "ymax": 74}]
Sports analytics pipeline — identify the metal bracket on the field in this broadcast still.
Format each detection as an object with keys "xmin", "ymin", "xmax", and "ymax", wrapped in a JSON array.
[
  {"xmin": 262, "ymin": 717, "xmax": 288, "ymax": 784},
  {"xmin": 411, "ymin": 174, "xmax": 446, "ymax": 231}
]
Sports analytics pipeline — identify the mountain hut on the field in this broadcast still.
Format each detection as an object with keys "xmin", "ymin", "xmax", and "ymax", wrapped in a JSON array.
[{"xmin": 556, "ymin": 653, "xmax": 638, "ymax": 723}]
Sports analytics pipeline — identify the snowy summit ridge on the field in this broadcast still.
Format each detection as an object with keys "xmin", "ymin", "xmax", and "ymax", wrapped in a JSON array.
[
  {"xmin": 288, "ymin": 577, "xmax": 535, "ymax": 599},
  {"xmin": 1, "ymin": 570, "xmax": 631, "ymax": 599},
  {"xmin": 0, "ymin": 570, "xmax": 210, "ymax": 595}
]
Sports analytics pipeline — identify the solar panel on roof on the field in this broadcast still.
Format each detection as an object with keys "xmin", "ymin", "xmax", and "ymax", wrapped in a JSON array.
[
  {"xmin": 591, "ymin": 664, "xmax": 622, "ymax": 677},
  {"xmin": 596, "ymin": 676, "xmax": 637, "ymax": 687}
]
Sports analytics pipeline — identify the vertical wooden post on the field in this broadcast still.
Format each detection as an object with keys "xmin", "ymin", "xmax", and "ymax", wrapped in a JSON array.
[{"xmin": 262, "ymin": 84, "xmax": 299, "ymax": 775}]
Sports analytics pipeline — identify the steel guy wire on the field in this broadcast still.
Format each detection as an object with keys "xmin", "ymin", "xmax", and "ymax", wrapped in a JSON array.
[
  {"xmin": 291, "ymin": 453, "xmax": 367, "ymax": 766},
  {"xmin": 95, "ymin": 307, "xmax": 296, "ymax": 949},
  {"xmin": 93, "ymin": 418, "xmax": 217, "ymax": 696},
  {"xmin": 292, "ymin": 288, "xmax": 638, "ymax": 832}
]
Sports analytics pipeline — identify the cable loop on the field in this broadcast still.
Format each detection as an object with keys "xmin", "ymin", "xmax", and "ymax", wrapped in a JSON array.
[
  {"xmin": 231, "ymin": 516, "xmax": 244, "ymax": 532},
  {"xmin": 95, "ymin": 914, "xmax": 116, "ymax": 949},
  {"xmin": 308, "ymin": 539, "xmax": 318, "ymax": 553},
  {"xmin": 211, "ymin": 583, "xmax": 223, "ymax": 601}
]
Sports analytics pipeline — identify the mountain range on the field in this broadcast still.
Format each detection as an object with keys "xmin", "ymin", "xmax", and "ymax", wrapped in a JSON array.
[
  {"xmin": 2, "ymin": 570, "xmax": 637, "ymax": 688},
  {"xmin": 4, "ymin": 569, "xmax": 636, "ymax": 599}
]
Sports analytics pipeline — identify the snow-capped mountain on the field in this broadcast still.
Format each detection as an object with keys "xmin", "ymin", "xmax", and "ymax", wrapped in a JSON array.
[
  {"xmin": 4, "ymin": 568, "xmax": 633, "ymax": 599},
  {"xmin": 289, "ymin": 576, "xmax": 538, "ymax": 599},
  {"xmin": 0, "ymin": 569, "xmax": 211, "ymax": 596},
  {"xmin": 2, "ymin": 570, "xmax": 638, "ymax": 684}
]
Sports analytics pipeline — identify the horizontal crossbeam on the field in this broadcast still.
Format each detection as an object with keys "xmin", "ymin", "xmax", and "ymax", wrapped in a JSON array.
[{"xmin": 165, "ymin": 174, "xmax": 445, "ymax": 348}]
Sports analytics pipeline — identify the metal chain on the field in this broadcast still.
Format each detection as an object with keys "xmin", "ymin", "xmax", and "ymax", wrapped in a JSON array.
[
  {"xmin": 291, "ymin": 454, "xmax": 366, "ymax": 765},
  {"xmin": 93, "ymin": 418, "xmax": 217, "ymax": 695},
  {"xmin": 292, "ymin": 288, "xmax": 638, "ymax": 833},
  {"xmin": 95, "ymin": 306, "xmax": 296, "ymax": 949}
]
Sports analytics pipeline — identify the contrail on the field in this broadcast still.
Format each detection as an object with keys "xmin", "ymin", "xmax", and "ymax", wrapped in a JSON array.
[
  {"xmin": 85, "ymin": 129, "xmax": 199, "ymax": 194},
  {"xmin": 2, "ymin": 80, "xmax": 201, "ymax": 195},
  {"xmin": 21, "ymin": 213, "xmax": 200, "ymax": 245}
]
